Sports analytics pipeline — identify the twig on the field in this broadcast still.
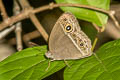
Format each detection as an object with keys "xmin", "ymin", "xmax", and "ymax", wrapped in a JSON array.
[
  {"xmin": 23, "ymin": 30, "xmax": 41, "ymax": 42},
  {"xmin": 0, "ymin": 0, "xmax": 20, "ymax": 40},
  {"xmin": 92, "ymin": 23, "xmax": 105, "ymax": 32},
  {"xmin": 92, "ymin": 23, "xmax": 105, "ymax": 51},
  {"xmin": 100, "ymin": 25, "xmax": 105, "ymax": 32},
  {"xmin": 0, "ymin": 0, "xmax": 8, "ymax": 19},
  {"xmin": 105, "ymin": 19, "xmax": 120, "ymax": 39},
  {"xmin": 33, "ymin": 3, "xmax": 110, "ymax": 14},
  {"xmin": 29, "ymin": 14, "xmax": 48, "ymax": 41},
  {"xmin": 16, "ymin": 0, "xmax": 49, "ymax": 42},
  {"xmin": 0, "ymin": 9, "xmax": 30, "ymax": 30},
  {"xmin": 0, "ymin": 3, "xmax": 119, "ymax": 31},
  {"xmin": 27, "ymin": 41, "xmax": 39, "ymax": 47},
  {"xmin": 14, "ymin": 0, "xmax": 23, "ymax": 51},
  {"xmin": 9, "ymin": 30, "xmax": 41, "ymax": 45},
  {"xmin": 34, "ymin": 3, "xmax": 120, "ymax": 30},
  {"xmin": 92, "ymin": 23, "xmax": 100, "ymax": 51},
  {"xmin": 19, "ymin": 0, "xmax": 48, "ymax": 41},
  {"xmin": 109, "ymin": 10, "xmax": 120, "ymax": 29},
  {"xmin": 92, "ymin": 23, "xmax": 101, "ymax": 32},
  {"xmin": 15, "ymin": 23, "xmax": 22, "ymax": 51},
  {"xmin": 0, "ymin": 25, "xmax": 15, "ymax": 40}
]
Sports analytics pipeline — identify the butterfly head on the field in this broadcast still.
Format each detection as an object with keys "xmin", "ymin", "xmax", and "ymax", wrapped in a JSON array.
[{"xmin": 45, "ymin": 51, "xmax": 54, "ymax": 59}]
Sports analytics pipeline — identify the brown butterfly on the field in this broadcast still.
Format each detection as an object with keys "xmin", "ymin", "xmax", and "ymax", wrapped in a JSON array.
[{"xmin": 45, "ymin": 12, "xmax": 92, "ymax": 60}]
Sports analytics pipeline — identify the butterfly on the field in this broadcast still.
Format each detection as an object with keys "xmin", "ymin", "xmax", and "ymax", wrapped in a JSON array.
[{"xmin": 45, "ymin": 12, "xmax": 92, "ymax": 60}]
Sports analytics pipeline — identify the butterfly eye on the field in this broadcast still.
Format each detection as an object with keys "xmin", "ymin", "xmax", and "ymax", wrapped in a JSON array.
[{"xmin": 65, "ymin": 24, "xmax": 73, "ymax": 32}]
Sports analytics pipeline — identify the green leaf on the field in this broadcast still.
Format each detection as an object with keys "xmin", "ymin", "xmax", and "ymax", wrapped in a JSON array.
[
  {"xmin": 1, "ymin": 40, "xmax": 120, "ymax": 80},
  {"xmin": 79, "ymin": 21, "xmax": 97, "ymax": 43},
  {"xmin": 0, "ymin": 46, "xmax": 66, "ymax": 80},
  {"xmin": 64, "ymin": 39, "xmax": 120, "ymax": 80},
  {"xmin": 55, "ymin": 0, "xmax": 110, "ymax": 26}
]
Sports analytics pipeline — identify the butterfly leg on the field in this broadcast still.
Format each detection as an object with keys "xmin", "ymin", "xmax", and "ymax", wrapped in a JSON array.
[
  {"xmin": 64, "ymin": 60, "xmax": 70, "ymax": 68},
  {"xmin": 45, "ymin": 59, "xmax": 54, "ymax": 71}
]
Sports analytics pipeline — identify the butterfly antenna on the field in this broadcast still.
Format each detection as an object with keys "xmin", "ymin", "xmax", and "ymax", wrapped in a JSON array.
[
  {"xmin": 92, "ymin": 37, "xmax": 108, "ymax": 71},
  {"xmin": 91, "ymin": 37, "xmax": 98, "ymax": 51}
]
